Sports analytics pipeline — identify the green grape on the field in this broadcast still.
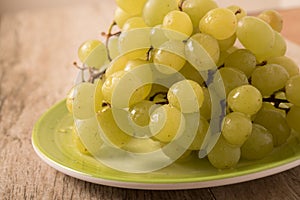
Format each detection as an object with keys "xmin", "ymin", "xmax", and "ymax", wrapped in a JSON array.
[
  {"xmin": 143, "ymin": 0, "xmax": 178, "ymax": 27},
  {"xmin": 188, "ymin": 116, "xmax": 209, "ymax": 150},
  {"xmin": 179, "ymin": 62, "xmax": 204, "ymax": 85},
  {"xmin": 181, "ymin": 0, "xmax": 218, "ymax": 31},
  {"xmin": 122, "ymin": 17, "xmax": 148, "ymax": 32},
  {"xmin": 146, "ymin": 84, "xmax": 169, "ymax": 104},
  {"xmin": 167, "ymin": 80, "xmax": 204, "ymax": 113},
  {"xmin": 114, "ymin": 7, "xmax": 136, "ymax": 29},
  {"xmin": 96, "ymin": 107, "xmax": 132, "ymax": 147},
  {"xmin": 72, "ymin": 82, "xmax": 96, "ymax": 119},
  {"xmin": 286, "ymin": 75, "xmax": 300, "ymax": 106},
  {"xmin": 107, "ymin": 35, "xmax": 120, "ymax": 60},
  {"xmin": 227, "ymin": 5, "xmax": 247, "ymax": 21},
  {"xmin": 254, "ymin": 108, "xmax": 291, "ymax": 146},
  {"xmin": 256, "ymin": 31, "xmax": 286, "ymax": 61},
  {"xmin": 189, "ymin": 33, "xmax": 220, "ymax": 64},
  {"xmin": 218, "ymin": 67, "xmax": 248, "ymax": 95},
  {"xmin": 153, "ymin": 40, "xmax": 186, "ymax": 74},
  {"xmin": 258, "ymin": 9, "xmax": 283, "ymax": 32},
  {"xmin": 217, "ymin": 34, "xmax": 236, "ymax": 51},
  {"xmin": 162, "ymin": 10, "xmax": 193, "ymax": 37},
  {"xmin": 116, "ymin": 0, "xmax": 147, "ymax": 16},
  {"xmin": 150, "ymin": 25, "xmax": 169, "ymax": 49},
  {"xmin": 236, "ymin": 16, "xmax": 275, "ymax": 56},
  {"xmin": 251, "ymin": 64, "xmax": 289, "ymax": 96},
  {"xmin": 224, "ymin": 49, "xmax": 256, "ymax": 78},
  {"xmin": 94, "ymin": 79, "xmax": 104, "ymax": 114},
  {"xmin": 261, "ymin": 102, "xmax": 286, "ymax": 118},
  {"xmin": 227, "ymin": 85, "xmax": 262, "ymax": 115},
  {"xmin": 66, "ymin": 86, "xmax": 76, "ymax": 113},
  {"xmin": 78, "ymin": 40, "xmax": 108, "ymax": 69},
  {"xmin": 149, "ymin": 104, "xmax": 185, "ymax": 143},
  {"xmin": 200, "ymin": 87, "xmax": 212, "ymax": 120},
  {"xmin": 199, "ymin": 8, "xmax": 237, "ymax": 40},
  {"xmin": 221, "ymin": 112, "xmax": 252, "ymax": 146},
  {"xmin": 122, "ymin": 138, "xmax": 162, "ymax": 153},
  {"xmin": 241, "ymin": 123, "xmax": 273, "ymax": 160},
  {"xmin": 72, "ymin": 126, "xmax": 91, "ymax": 155},
  {"xmin": 129, "ymin": 100, "xmax": 156, "ymax": 127},
  {"xmin": 287, "ymin": 106, "xmax": 300, "ymax": 133},
  {"xmin": 207, "ymin": 136, "xmax": 241, "ymax": 169},
  {"xmin": 267, "ymin": 56, "xmax": 299, "ymax": 77},
  {"xmin": 118, "ymin": 28, "xmax": 151, "ymax": 56}
]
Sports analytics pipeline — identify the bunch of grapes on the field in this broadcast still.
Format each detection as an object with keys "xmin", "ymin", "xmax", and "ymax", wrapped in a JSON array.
[{"xmin": 66, "ymin": 0, "xmax": 300, "ymax": 171}]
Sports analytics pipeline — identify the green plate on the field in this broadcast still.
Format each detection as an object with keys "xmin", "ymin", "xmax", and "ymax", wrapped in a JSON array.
[{"xmin": 32, "ymin": 100, "xmax": 300, "ymax": 190}]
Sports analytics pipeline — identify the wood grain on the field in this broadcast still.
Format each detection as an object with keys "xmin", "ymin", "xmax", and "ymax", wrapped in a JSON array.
[{"xmin": 0, "ymin": 1, "xmax": 299, "ymax": 199}]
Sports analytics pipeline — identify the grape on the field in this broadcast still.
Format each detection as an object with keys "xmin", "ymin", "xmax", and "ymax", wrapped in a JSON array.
[
  {"xmin": 181, "ymin": 0, "xmax": 218, "ymax": 31},
  {"xmin": 122, "ymin": 138, "xmax": 162, "ymax": 153},
  {"xmin": 116, "ymin": 0, "xmax": 147, "ymax": 16},
  {"xmin": 162, "ymin": 10, "xmax": 193, "ymax": 38},
  {"xmin": 199, "ymin": 8, "xmax": 237, "ymax": 40},
  {"xmin": 258, "ymin": 9, "xmax": 283, "ymax": 32},
  {"xmin": 227, "ymin": 5, "xmax": 247, "ymax": 21},
  {"xmin": 254, "ymin": 108, "xmax": 291, "ymax": 146},
  {"xmin": 146, "ymin": 84, "xmax": 169, "ymax": 104},
  {"xmin": 236, "ymin": 16, "xmax": 275, "ymax": 56},
  {"xmin": 221, "ymin": 112, "xmax": 252, "ymax": 146},
  {"xmin": 241, "ymin": 124, "xmax": 273, "ymax": 160},
  {"xmin": 224, "ymin": 49, "xmax": 256, "ymax": 78},
  {"xmin": 179, "ymin": 62, "xmax": 204, "ymax": 85},
  {"xmin": 129, "ymin": 100, "xmax": 156, "ymax": 127},
  {"xmin": 66, "ymin": 86, "xmax": 76, "ymax": 113},
  {"xmin": 107, "ymin": 35, "xmax": 120, "ymax": 60},
  {"xmin": 143, "ymin": 0, "xmax": 178, "ymax": 27},
  {"xmin": 189, "ymin": 33, "xmax": 220, "ymax": 64},
  {"xmin": 114, "ymin": 7, "xmax": 135, "ymax": 29},
  {"xmin": 188, "ymin": 116, "xmax": 209, "ymax": 150},
  {"xmin": 251, "ymin": 64, "xmax": 289, "ymax": 96},
  {"xmin": 287, "ymin": 106, "xmax": 300, "ymax": 133},
  {"xmin": 153, "ymin": 40, "xmax": 186, "ymax": 74},
  {"xmin": 267, "ymin": 56, "xmax": 299, "ymax": 77},
  {"xmin": 78, "ymin": 40, "xmax": 108, "ymax": 69},
  {"xmin": 200, "ymin": 87, "xmax": 212, "ymax": 120},
  {"xmin": 207, "ymin": 136, "xmax": 241, "ymax": 169},
  {"xmin": 96, "ymin": 107, "xmax": 132, "ymax": 147},
  {"xmin": 149, "ymin": 104, "xmax": 185, "ymax": 143},
  {"xmin": 122, "ymin": 17, "xmax": 148, "ymax": 32},
  {"xmin": 286, "ymin": 75, "xmax": 300, "ymax": 106},
  {"xmin": 217, "ymin": 34, "xmax": 236, "ymax": 51},
  {"xmin": 227, "ymin": 85, "xmax": 262, "ymax": 115},
  {"xmin": 72, "ymin": 127, "xmax": 91, "ymax": 155},
  {"xmin": 218, "ymin": 67, "xmax": 248, "ymax": 95},
  {"xmin": 72, "ymin": 82, "xmax": 96, "ymax": 119},
  {"xmin": 167, "ymin": 80, "xmax": 204, "ymax": 113},
  {"xmin": 150, "ymin": 25, "xmax": 169, "ymax": 49}
]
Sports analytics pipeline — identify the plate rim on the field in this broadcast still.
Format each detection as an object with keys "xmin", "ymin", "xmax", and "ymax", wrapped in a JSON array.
[{"xmin": 32, "ymin": 100, "xmax": 300, "ymax": 190}]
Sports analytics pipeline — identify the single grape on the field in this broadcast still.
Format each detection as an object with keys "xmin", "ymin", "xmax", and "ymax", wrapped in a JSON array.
[
  {"xmin": 78, "ymin": 40, "xmax": 108, "ymax": 69},
  {"xmin": 219, "ymin": 67, "xmax": 248, "ymax": 95},
  {"xmin": 251, "ymin": 64, "xmax": 289, "ymax": 96},
  {"xmin": 116, "ymin": 0, "xmax": 147, "ymax": 16},
  {"xmin": 150, "ymin": 25, "xmax": 169, "ymax": 49},
  {"xmin": 162, "ymin": 10, "xmax": 193, "ymax": 38},
  {"xmin": 114, "ymin": 7, "xmax": 136, "ymax": 29},
  {"xmin": 188, "ymin": 116, "xmax": 209, "ymax": 150},
  {"xmin": 227, "ymin": 5, "xmax": 247, "ymax": 21},
  {"xmin": 208, "ymin": 136, "xmax": 241, "ymax": 169},
  {"xmin": 129, "ymin": 100, "xmax": 156, "ymax": 127},
  {"xmin": 241, "ymin": 123, "xmax": 273, "ymax": 160},
  {"xmin": 153, "ymin": 40, "xmax": 186, "ymax": 74},
  {"xmin": 122, "ymin": 17, "xmax": 148, "ymax": 32},
  {"xmin": 143, "ymin": 0, "xmax": 178, "ymax": 27},
  {"xmin": 149, "ymin": 104, "xmax": 185, "ymax": 143},
  {"xmin": 286, "ymin": 75, "xmax": 300, "ymax": 106},
  {"xmin": 221, "ymin": 112, "xmax": 252, "ymax": 146},
  {"xmin": 167, "ymin": 80, "xmax": 204, "ymax": 113},
  {"xmin": 199, "ymin": 8, "xmax": 237, "ymax": 40},
  {"xmin": 258, "ymin": 9, "xmax": 283, "ymax": 32},
  {"xmin": 217, "ymin": 34, "xmax": 236, "ymax": 51},
  {"xmin": 287, "ymin": 106, "xmax": 300, "ymax": 133},
  {"xmin": 66, "ymin": 86, "xmax": 76, "ymax": 113},
  {"xmin": 224, "ymin": 49, "xmax": 256, "ymax": 78},
  {"xmin": 122, "ymin": 138, "xmax": 162, "ymax": 153},
  {"xmin": 227, "ymin": 85, "xmax": 262, "ymax": 115},
  {"xmin": 181, "ymin": 0, "xmax": 218, "ymax": 31},
  {"xmin": 179, "ymin": 62, "xmax": 205, "ymax": 85},
  {"xmin": 72, "ymin": 126, "xmax": 91, "ymax": 155},
  {"xmin": 267, "ymin": 56, "xmax": 299, "ymax": 77},
  {"xmin": 200, "ymin": 87, "xmax": 212, "ymax": 120},
  {"xmin": 254, "ymin": 108, "xmax": 291, "ymax": 146},
  {"xmin": 189, "ymin": 33, "xmax": 220, "ymax": 64},
  {"xmin": 236, "ymin": 16, "xmax": 275, "ymax": 56},
  {"xmin": 107, "ymin": 35, "xmax": 120, "ymax": 60}
]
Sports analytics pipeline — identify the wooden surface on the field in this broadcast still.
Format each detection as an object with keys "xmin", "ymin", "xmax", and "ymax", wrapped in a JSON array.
[{"xmin": 0, "ymin": 1, "xmax": 300, "ymax": 199}]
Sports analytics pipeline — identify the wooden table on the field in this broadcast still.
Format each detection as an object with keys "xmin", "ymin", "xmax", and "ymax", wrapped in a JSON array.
[{"xmin": 0, "ymin": 1, "xmax": 299, "ymax": 199}]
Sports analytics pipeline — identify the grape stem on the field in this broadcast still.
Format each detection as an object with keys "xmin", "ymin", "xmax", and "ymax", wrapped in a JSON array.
[
  {"xmin": 73, "ymin": 62, "xmax": 105, "ymax": 83},
  {"xmin": 263, "ymin": 93, "xmax": 291, "ymax": 113},
  {"xmin": 178, "ymin": 0, "xmax": 186, "ymax": 11},
  {"xmin": 101, "ymin": 21, "xmax": 121, "ymax": 61}
]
